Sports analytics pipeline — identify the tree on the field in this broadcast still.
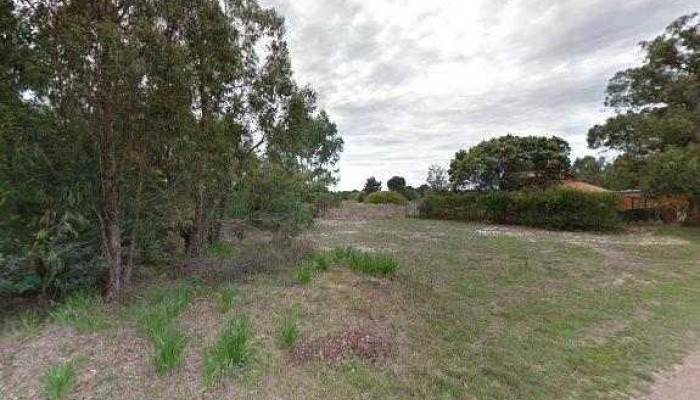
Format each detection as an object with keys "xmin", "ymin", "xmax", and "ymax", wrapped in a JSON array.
[
  {"xmin": 387, "ymin": 176, "xmax": 407, "ymax": 193},
  {"xmin": 426, "ymin": 164, "xmax": 448, "ymax": 192},
  {"xmin": 588, "ymin": 13, "xmax": 700, "ymax": 195},
  {"xmin": 2, "ymin": 0, "xmax": 342, "ymax": 301},
  {"xmin": 363, "ymin": 177, "xmax": 382, "ymax": 194},
  {"xmin": 449, "ymin": 135, "xmax": 571, "ymax": 191},
  {"xmin": 572, "ymin": 156, "xmax": 607, "ymax": 187}
]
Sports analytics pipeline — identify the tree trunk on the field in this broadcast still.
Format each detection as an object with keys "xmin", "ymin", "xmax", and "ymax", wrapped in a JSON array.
[{"xmin": 97, "ymin": 2, "xmax": 123, "ymax": 302}]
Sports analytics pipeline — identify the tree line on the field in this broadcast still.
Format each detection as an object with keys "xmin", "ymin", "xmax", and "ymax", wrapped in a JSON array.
[{"xmin": 0, "ymin": 0, "xmax": 343, "ymax": 301}]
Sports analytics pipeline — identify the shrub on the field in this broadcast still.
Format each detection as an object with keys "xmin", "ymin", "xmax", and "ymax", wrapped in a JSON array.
[
  {"xmin": 204, "ymin": 316, "xmax": 253, "ymax": 386},
  {"xmin": 419, "ymin": 189, "xmax": 621, "ymax": 231},
  {"xmin": 364, "ymin": 191, "xmax": 409, "ymax": 205},
  {"xmin": 43, "ymin": 361, "xmax": 76, "ymax": 400},
  {"xmin": 309, "ymin": 251, "xmax": 332, "ymax": 271},
  {"xmin": 278, "ymin": 317, "xmax": 300, "ymax": 349},
  {"xmin": 333, "ymin": 247, "xmax": 400, "ymax": 276},
  {"xmin": 51, "ymin": 293, "xmax": 110, "ymax": 333}
]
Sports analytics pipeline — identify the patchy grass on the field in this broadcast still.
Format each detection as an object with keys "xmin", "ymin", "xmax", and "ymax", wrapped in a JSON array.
[
  {"xmin": 207, "ymin": 241, "xmax": 237, "ymax": 258},
  {"xmin": 204, "ymin": 316, "xmax": 253, "ymax": 387},
  {"xmin": 50, "ymin": 293, "xmax": 110, "ymax": 333},
  {"xmin": 42, "ymin": 361, "xmax": 75, "ymax": 400},
  {"xmin": 2, "ymin": 203, "xmax": 700, "ymax": 400}
]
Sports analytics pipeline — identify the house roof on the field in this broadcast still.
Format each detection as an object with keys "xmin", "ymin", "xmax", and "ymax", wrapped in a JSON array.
[{"xmin": 559, "ymin": 180, "xmax": 610, "ymax": 193}]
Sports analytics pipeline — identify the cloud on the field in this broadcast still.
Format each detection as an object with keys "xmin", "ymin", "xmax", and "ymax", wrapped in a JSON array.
[{"xmin": 260, "ymin": 0, "xmax": 698, "ymax": 190}]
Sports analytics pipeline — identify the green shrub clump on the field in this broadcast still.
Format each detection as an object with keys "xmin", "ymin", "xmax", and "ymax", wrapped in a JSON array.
[
  {"xmin": 204, "ymin": 316, "xmax": 253, "ymax": 386},
  {"xmin": 419, "ymin": 188, "xmax": 621, "ymax": 231},
  {"xmin": 364, "ymin": 191, "xmax": 409, "ymax": 205}
]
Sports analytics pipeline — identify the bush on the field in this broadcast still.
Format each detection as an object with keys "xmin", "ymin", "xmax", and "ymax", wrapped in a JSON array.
[
  {"xmin": 278, "ymin": 317, "xmax": 300, "ymax": 349},
  {"xmin": 364, "ymin": 191, "xmax": 409, "ymax": 205},
  {"xmin": 420, "ymin": 189, "xmax": 621, "ymax": 231}
]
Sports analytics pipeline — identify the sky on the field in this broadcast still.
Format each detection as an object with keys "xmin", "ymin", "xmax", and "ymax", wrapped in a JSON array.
[{"xmin": 259, "ymin": 0, "xmax": 698, "ymax": 191}]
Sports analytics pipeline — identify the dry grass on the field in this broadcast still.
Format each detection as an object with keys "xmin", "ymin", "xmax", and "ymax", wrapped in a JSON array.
[{"xmin": 1, "ymin": 203, "xmax": 700, "ymax": 399}]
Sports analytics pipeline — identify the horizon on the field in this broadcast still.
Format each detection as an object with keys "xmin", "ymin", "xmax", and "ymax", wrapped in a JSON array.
[{"xmin": 260, "ymin": 0, "xmax": 698, "ymax": 191}]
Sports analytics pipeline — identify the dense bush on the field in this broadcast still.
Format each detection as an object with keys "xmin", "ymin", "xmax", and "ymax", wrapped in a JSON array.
[
  {"xmin": 420, "ymin": 189, "xmax": 621, "ymax": 231},
  {"xmin": 364, "ymin": 191, "xmax": 409, "ymax": 205}
]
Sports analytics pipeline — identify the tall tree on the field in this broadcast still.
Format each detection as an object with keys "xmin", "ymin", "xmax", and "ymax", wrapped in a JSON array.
[
  {"xmin": 387, "ymin": 176, "xmax": 407, "ymax": 193},
  {"xmin": 588, "ymin": 13, "xmax": 700, "ymax": 195}
]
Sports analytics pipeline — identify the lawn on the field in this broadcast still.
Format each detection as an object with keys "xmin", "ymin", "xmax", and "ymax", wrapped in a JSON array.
[{"xmin": 2, "ymin": 203, "xmax": 700, "ymax": 400}]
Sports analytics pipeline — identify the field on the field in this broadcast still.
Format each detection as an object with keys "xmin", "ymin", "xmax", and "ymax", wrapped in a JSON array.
[{"xmin": 2, "ymin": 202, "xmax": 700, "ymax": 400}]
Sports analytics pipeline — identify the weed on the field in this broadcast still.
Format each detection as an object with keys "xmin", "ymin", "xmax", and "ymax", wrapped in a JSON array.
[
  {"xmin": 215, "ymin": 285, "xmax": 236, "ymax": 313},
  {"xmin": 51, "ymin": 293, "xmax": 110, "ymax": 332},
  {"xmin": 43, "ymin": 361, "xmax": 75, "ymax": 400},
  {"xmin": 294, "ymin": 266, "xmax": 314, "ymax": 285},
  {"xmin": 333, "ymin": 247, "xmax": 399, "ymax": 276},
  {"xmin": 204, "ymin": 316, "xmax": 253, "ymax": 386},
  {"xmin": 279, "ymin": 317, "xmax": 300, "ymax": 349},
  {"xmin": 309, "ymin": 251, "xmax": 332, "ymax": 271}
]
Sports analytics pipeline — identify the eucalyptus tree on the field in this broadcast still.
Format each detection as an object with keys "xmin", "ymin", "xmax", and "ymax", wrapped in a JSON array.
[{"xmin": 588, "ymin": 13, "xmax": 700, "ymax": 195}]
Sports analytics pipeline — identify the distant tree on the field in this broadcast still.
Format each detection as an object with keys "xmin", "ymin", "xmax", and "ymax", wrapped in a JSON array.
[
  {"xmin": 426, "ymin": 165, "xmax": 448, "ymax": 192},
  {"xmin": 449, "ymin": 135, "xmax": 571, "ymax": 191},
  {"xmin": 588, "ymin": 13, "xmax": 700, "ymax": 195},
  {"xmin": 572, "ymin": 156, "xmax": 607, "ymax": 186},
  {"xmin": 387, "ymin": 176, "xmax": 407, "ymax": 193},
  {"xmin": 363, "ymin": 177, "xmax": 382, "ymax": 194}
]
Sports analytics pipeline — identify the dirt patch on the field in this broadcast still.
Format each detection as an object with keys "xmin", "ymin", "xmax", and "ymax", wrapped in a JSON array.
[
  {"xmin": 638, "ymin": 350, "xmax": 700, "ymax": 400},
  {"xmin": 290, "ymin": 328, "xmax": 393, "ymax": 365}
]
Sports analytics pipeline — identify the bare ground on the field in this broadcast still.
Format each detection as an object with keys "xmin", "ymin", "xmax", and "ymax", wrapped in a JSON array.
[{"xmin": 638, "ymin": 350, "xmax": 700, "ymax": 400}]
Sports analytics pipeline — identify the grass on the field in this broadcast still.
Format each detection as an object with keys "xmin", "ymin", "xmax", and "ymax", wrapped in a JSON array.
[
  {"xmin": 333, "ymin": 247, "xmax": 400, "ymax": 276},
  {"xmin": 294, "ymin": 266, "xmax": 314, "ymax": 285},
  {"xmin": 131, "ymin": 284, "xmax": 194, "ymax": 375},
  {"xmin": 4, "ymin": 203, "xmax": 700, "ymax": 399},
  {"xmin": 278, "ymin": 316, "xmax": 300, "ymax": 349},
  {"xmin": 43, "ymin": 361, "xmax": 75, "ymax": 400},
  {"xmin": 204, "ymin": 316, "xmax": 253, "ymax": 387},
  {"xmin": 215, "ymin": 285, "xmax": 236, "ymax": 313},
  {"xmin": 50, "ymin": 293, "xmax": 111, "ymax": 332},
  {"xmin": 208, "ymin": 241, "xmax": 237, "ymax": 258}
]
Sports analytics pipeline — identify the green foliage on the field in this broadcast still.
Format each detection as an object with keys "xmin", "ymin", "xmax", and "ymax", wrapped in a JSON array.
[
  {"xmin": 588, "ymin": 14, "xmax": 700, "ymax": 196},
  {"xmin": 449, "ymin": 135, "xmax": 571, "ymax": 191},
  {"xmin": 309, "ymin": 252, "xmax": 332, "ymax": 271},
  {"xmin": 51, "ymin": 293, "xmax": 110, "ymax": 333},
  {"xmin": 387, "ymin": 176, "xmax": 407, "ymax": 193},
  {"xmin": 572, "ymin": 156, "xmax": 608, "ymax": 187},
  {"xmin": 215, "ymin": 285, "xmax": 236, "ymax": 314},
  {"xmin": 134, "ymin": 284, "xmax": 194, "ymax": 375},
  {"xmin": 420, "ymin": 189, "xmax": 622, "ymax": 231},
  {"xmin": 43, "ymin": 361, "xmax": 76, "ymax": 400},
  {"xmin": 208, "ymin": 241, "xmax": 236, "ymax": 259},
  {"xmin": 235, "ymin": 163, "xmax": 315, "ymax": 235},
  {"xmin": 294, "ymin": 266, "xmax": 314, "ymax": 285},
  {"xmin": 333, "ymin": 247, "xmax": 400, "ymax": 277},
  {"xmin": 360, "ymin": 177, "xmax": 382, "ymax": 201},
  {"xmin": 364, "ymin": 191, "xmax": 409, "ymax": 205},
  {"xmin": 204, "ymin": 316, "xmax": 253, "ymax": 386},
  {"xmin": 278, "ymin": 317, "xmax": 300, "ymax": 349},
  {"xmin": 1, "ymin": 0, "xmax": 343, "ymax": 300}
]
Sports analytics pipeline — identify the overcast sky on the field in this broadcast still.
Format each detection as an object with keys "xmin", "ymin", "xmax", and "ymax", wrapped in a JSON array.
[{"xmin": 259, "ymin": 0, "xmax": 698, "ymax": 191}]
